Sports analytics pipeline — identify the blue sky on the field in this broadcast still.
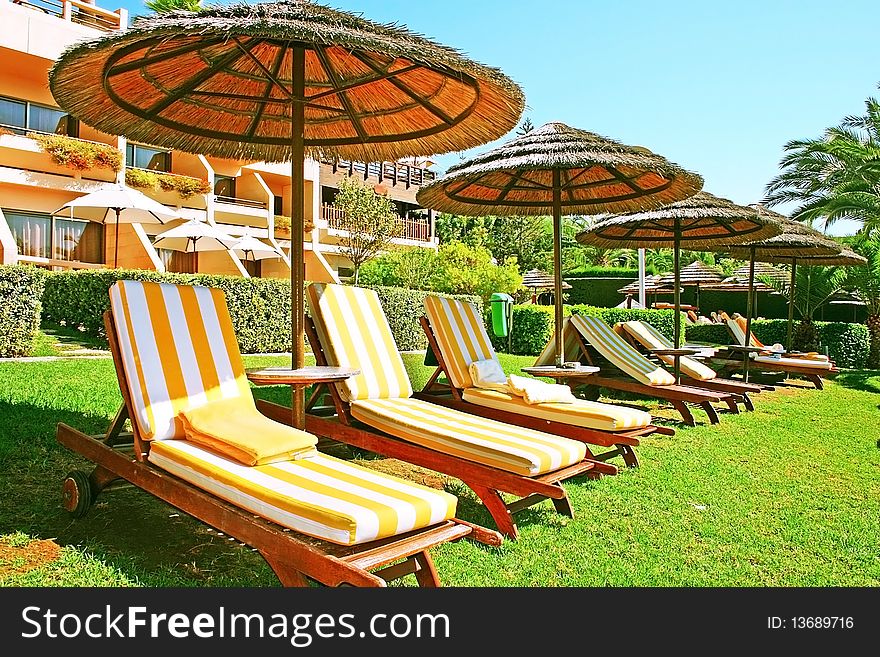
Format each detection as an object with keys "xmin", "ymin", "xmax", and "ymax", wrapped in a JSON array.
[{"xmin": 116, "ymin": 0, "xmax": 880, "ymax": 235}]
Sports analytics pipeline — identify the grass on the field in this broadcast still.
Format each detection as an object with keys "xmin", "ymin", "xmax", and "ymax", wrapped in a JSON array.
[{"xmin": 0, "ymin": 353, "xmax": 878, "ymax": 586}]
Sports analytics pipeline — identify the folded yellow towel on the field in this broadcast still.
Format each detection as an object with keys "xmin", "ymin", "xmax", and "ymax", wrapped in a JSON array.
[
  {"xmin": 179, "ymin": 397, "xmax": 318, "ymax": 466},
  {"xmin": 468, "ymin": 359, "xmax": 512, "ymax": 393},
  {"xmin": 507, "ymin": 374, "xmax": 576, "ymax": 405}
]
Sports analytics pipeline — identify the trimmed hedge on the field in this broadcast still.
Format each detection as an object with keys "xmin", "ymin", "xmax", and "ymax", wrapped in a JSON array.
[
  {"xmin": 41, "ymin": 269, "xmax": 480, "ymax": 354},
  {"xmin": 488, "ymin": 303, "xmax": 681, "ymax": 356},
  {"xmin": 563, "ymin": 277, "xmax": 631, "ymax": 307},
  {"xmin": 0, "ymin": 265, "xmax": 46, "ymax": 357},
  {"xmin": 686, "ymin": 320, "xmax": 869, "ymax": 369},
  {"xmin": 564, "ymin": 267, "xmax": 645, "ymax": 278}
]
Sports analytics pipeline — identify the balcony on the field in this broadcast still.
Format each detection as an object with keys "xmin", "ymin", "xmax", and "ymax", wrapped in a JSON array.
[
  {"xmin": 322, "ymin": 204, "xmax": 433, "ymax": 243},
  {"xmin": 215, "ymin": 195, "xmax": 267, "ymax": 210},
  {"xmin": 323, "ymin": 159, "xmax": 437, "ymax": 188},
  {"xmin": 11, "ymin": 0, "xmax": 124, "ymax": 32},
  {"xmin": 0, "ymin": 129, "xmax": 118, "ymax": 183}
]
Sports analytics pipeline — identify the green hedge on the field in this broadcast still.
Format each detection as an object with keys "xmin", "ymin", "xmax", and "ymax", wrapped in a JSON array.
[
  {"xmin": 563, "ymin": 278, "xmax": 632, "ymax": 307},
  {"xmin": 686, "ymin": 320, "xmax": 869, "ymax": 368},
  {"xmin": 0, "ymin": 265, "xmax": 46, "ymax": 357},
  {"xmin": 41, "ymin": 270, "xmax": 480, "ymax": 354},
  {"xmin": 488, "ymin": 304, "xmax": 681, "ymax": 356},
  {"xmin": 564, "ymin": 266, "xmax": 649, "ymax": 278}
]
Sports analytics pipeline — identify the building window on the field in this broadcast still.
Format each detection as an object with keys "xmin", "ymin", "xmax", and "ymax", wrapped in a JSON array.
[
  {"xmin": 158, "ymin": 248, "xmax": 197, "ymax": 274},
  {"xmin": 214, "ymin": 176, "xmax": 236, "ymax": 198},
  {"xmin": 274, "ymin": 195, "xmax": 284, "ymax": 216},
  {"xmin": 4, "ymin": 210, "xmax": 102, "ymax": 263},
  {"xmin": 126, "ymin": 143, "xmax": 171, "ymax": 172},
  {"xmin": 0, "ymin": 96, "xmax": 78, "ymax": 136}
]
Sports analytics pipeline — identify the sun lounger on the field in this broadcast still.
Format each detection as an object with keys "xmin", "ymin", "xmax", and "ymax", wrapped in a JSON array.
[
  {"xmin": 615, "ymin": 320, "xmax": 769, "ymax": 410},
  {"xmin": 714, "ymin": 317, "xmax": 838, "ymax": 389},
  {"xmin": 415, "ymin": 295, "xmax": 675, "ymax": 468},
  {"xmin": 56, "ymin": 280, "xmax": 501, "ymax": 587},
  {"xmin": 535, "ymin": 315, "xmax": 743, "ymax": 426},
  {"xmin": 256, "ymin": 283, "xmax": 614, "ymax": 539}
]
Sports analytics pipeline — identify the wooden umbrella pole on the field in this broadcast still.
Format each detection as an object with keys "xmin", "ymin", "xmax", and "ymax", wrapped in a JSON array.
[
  {"xmin": 743, "ymin": 245, "xmax": 756, "ymax": 383},
  {"xmin": 114, "ymin": 208, "xmax": 121, "ymax": 269},
  {"xmin": 673, "ymin": 217, "xmax": 681, "ymax": 383},
  {"xmin": 787, "ymin": 258, "xmax": 797, "ymax": 351},
  {"xmin": 290, "ymin": 45, "xmax": 306, "ymax": 430},
  {"xmin": 552, "ymin": 169, "xmax": 564, "ymax": 367}
]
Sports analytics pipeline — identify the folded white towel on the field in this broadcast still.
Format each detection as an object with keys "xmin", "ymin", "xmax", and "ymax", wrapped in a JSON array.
[
  {"xmin": 468, "ymin": 359, "xmax": 511, "ymax": 393},
  {"xmin": 507, "ymin": 374, "xmax": 576, "ymax": 405}
]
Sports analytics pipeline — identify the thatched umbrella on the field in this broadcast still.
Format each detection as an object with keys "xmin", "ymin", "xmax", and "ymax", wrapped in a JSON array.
[
  {"xmin": 522, "ymin": 268, "xmax": 571, "ymax": 304},
  {"xmin": 658, "ymin": 260, "xmax": 723, "ymax": 311},
  {"xmin": 724, "ymin": 209, "xmax": 860, "ymax": 349},
  {"xmin": 49, "ymin": 0, "xmax": 524, "ymax": 427},
  {"xmin": 577, "ymin": 192, "xmax": 783, "ymax": 380},
  {"xmin": 417, "ymin": 121, "xmax": 704, "ymax": 365}
]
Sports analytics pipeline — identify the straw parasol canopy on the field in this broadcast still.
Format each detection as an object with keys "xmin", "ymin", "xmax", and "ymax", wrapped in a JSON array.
[
  {"xmin": 54, "ymin": 184, "xmax": 179, "ymax": 268},
  {"xmin": 617, "ymin": 275, "xmax": 677, "ymax": 296},
  {"xmin": 729, "ymin": 261, "xmax": 788, "ymax": 284},
  {"xmin": 416, "ymin": 121, "xmax": 704, "ymax": 365},
  {"xmin": 50, "ymin": 0, "xmax": 525, "ymax": 428},
  {"xmin": 658, "ymin": 260, "xmax": 724, "ymax": 287},
  {"xmin": 794, "ymin": 247, "xmax": 866, "ymax": 267},
  {"xmin": 152, "ymin": 219, "xmax": 236, "ymax": 253},
  {"xmin": 522, "ymin": 268, "xmax": 572, "ymax": 291}
]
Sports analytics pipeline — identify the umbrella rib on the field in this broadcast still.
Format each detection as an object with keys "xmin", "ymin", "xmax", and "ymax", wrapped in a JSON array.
[
  {"xmin": 351, "ymin": 51, "xmax": 457, "ymax": 126},
  {"xmin": 445, "ymin": 172, "xmax": 491, "ymax": 197},
  {"xmin": 560, "ymin": 169, "xmax": 576, "ymax": 203},
  {"xmin": 563, "ymin": 167, "xmax": 595, "ymax": 188},
  {"xmin": 105, "ymin": 38, "xmax": 224, "ymax": 77},
  {"xmin": 243, "ymin": 45, "xmax": 288, "ymax": 140},
  {"xmin": 605, "ymin": 165, "xmax": 647, "ymax": 194},
  {"xmin": 146, "ymin": 38, "xmax": 261, "ymax": 117},
  {"xmin": 514, "ymin": 170, "xmax": 553, "ymax": 191},
  {"xmin": 231, "ymin": 37, "xmax": 293, "ymax": 99},
  {"xmin": 314, "ymin": 44, "xmax": 369, "ymax": 142},
  {"xmin": 495, "ymin": 171, "xmax": 524, "ymax": 203},
  {"xmin": 306, "ymin": 64, "xmax": 423, "ymax": 102}
]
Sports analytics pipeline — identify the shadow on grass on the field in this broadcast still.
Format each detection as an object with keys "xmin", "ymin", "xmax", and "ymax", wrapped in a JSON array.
[{"xmin": 833, "ymin": 370, "xmax": 880, "ymax": 395}]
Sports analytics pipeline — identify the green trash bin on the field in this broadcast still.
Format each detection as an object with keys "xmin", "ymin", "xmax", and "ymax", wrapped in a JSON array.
[{"xmin": 489, "ymin": 293, "xmax": 514, "ymax": 338}]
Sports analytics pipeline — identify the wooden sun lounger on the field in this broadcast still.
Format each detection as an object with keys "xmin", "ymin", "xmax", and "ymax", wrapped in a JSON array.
[
  {"xmin": 255, "ymin": 317, "xmax": 615, "ymax": 540},
  {"xmin": 415, "ymin": 316, "xmax": 675, "ymax": 469},
  {"xmin": 559, "ymin": 324, "xmax": 743, "ymax": 426},
  {"xmin": 56, "ymin": 310, "xmax": 500, "ymax": 588}
]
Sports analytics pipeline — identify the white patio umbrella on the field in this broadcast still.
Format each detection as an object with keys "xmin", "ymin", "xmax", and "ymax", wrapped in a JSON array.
[
  {"xmin": 55, "ymin": 184, "xmax": 179, "ymax": 267},
  {"xmin": 152, "ymin": 218, "xmax": 236, "ymax": 253},
  {"xmin": 231, "ymin": 235, "xmax": 284, "ymax": 262}
]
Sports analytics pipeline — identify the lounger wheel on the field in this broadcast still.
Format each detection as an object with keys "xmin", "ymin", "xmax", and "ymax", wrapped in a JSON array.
[{"xmin": 62, "ymin": 470, "xmax": 94, "ymax": 518}]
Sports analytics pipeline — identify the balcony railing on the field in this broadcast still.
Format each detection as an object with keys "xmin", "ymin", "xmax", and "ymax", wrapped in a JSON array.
[
  {"xmin": 324, "ymin": 158, "xmax": 437, "ymax": 188},
  {"xmin": 11, "ymin": 0, "xmax": 125, "ymax": 32},
  {"xmin": 214, "ymin": 195, "xmax": 268, "ymax": 210},
  {"xmin": 322, "ymin": 204, "xmax": 433, "ymax": 242},
  {"xmin": 17, "ymin": 254, "xmax": 105, "ymax": 270}
]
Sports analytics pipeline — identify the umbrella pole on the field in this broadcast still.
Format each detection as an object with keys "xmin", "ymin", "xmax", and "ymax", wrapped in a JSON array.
[
  {"xmin": 673, "ymin": 218, "xmax": 681, "ymax": 384},
  {"xmin": 290, "ymin": 46, "xmax": 307, "ymax": 430},
  {"xmin": 114, "ymin": 207, "xmax": 121, "ymax": 268},
  {"xmin": 743, "ymin": 245, "xmax": 756, "ymax": 383},
  {"xmin": 552, "ymin": 170, "xmax": 564, "ymax": 367},
  {"xmin": 787, "ymin": 259, "xmax": 797, "ymax": 351}
]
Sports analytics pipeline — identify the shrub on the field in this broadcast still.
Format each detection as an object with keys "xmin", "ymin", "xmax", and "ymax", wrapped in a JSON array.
[
  {"xmin": 487, "ymin": 304, "xmax": 680, "ymax": 355},
  {"xmin": 564, "ymin": 266, "xmax": 645, "ymax": 278},
  {"xmin": 29, "ymin": 133, "xmax": 123, "ymax": 172},
  {"xmin": 0, "ymin": 265, "xmax": 46, "ymax": 357},
  {"xmin": 274, "ymin": 214, "xmax": 314, "ymax": 234},
  {"xmin": 685, "ymin": 319, "xmax": 869, "ymax": 368},
  {"xmin": 41, "ymin": 270, "xmax": 479, "ymax": 354},
  {"xmin": 124, "ymin": 168, "xmax": 210, "ymax": 199}
]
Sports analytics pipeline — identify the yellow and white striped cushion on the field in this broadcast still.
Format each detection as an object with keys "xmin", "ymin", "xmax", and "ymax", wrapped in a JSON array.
[
  {"xmin": 110, "ymin": 280, "xmax": 254, "ymax": 441},
  {"xmin": 534, "ymin": 317, "xmax": 584, "ymax": 367},
  {"xmin": 307, "ymin": 283, "xmax": 412, "ymax": 402},
  {"xmin": 148, "ymin": 440, "xmax": 456, "ymax": 546},
  {"xmin": 461, "ymin": 387, "xmax": 652, "ymax": 432},
  {"xmin": 424, "ymin": 295, "xmax": 496, "ymax": 390},
  {"xmin": 618, "ymin": 321, "xmax": 717, "ymax": 382},
  {"xmin": 571, "ymin": 315, "xmax": 676, "ymax": 387},
  {"xmin": 350, "ymin": 397, "xmax": 587, "ymax": 477}
]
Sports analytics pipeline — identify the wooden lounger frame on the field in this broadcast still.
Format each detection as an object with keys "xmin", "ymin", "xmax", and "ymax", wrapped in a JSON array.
[
  {"xmin": 415, "ymin": 317, "xmax": 676, "ymax": 469},
  {"xmin": 55, "ymin": 311, "xmax": 502, "ymax": 588},
  {"xmin": 708, "ymin": 354, "xmax": 838, "ymax": 390},
  {"xmin": 554, "ymin": 325, "xmax": 745, "ymax": 426},
  {"xmin": 615, "ymin": 326, "xmax": 773, "ymax": 411},
  {"xmin": 254, "ymin": 318, "xmax": 617, "ymax": 540}
]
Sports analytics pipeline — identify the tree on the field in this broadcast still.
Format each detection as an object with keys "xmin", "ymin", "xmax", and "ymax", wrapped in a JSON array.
[
  {"xmin": 145, "ymin": 0, "xmax": 203, "ymax": 12},
  {"xmin": 766, "ymin": 266, "xmax": 847, "ymax": 351},
  {"xmin": 485, "ymin": 215, "xmax": 552, "ymax": 272},
  {"xmin": 845, "ymin": 231, "xmax": 880, "ymax": 366},
  {"xmin": 516, "ymin": 117, "xmax": 535, "ymax": 136},
  {"xmin": 332, "ymin": 177, "xmax": 402, "ymax": 284},
  {"xmin": 764, "ymin": 89, "xmax": 880, "ymax": 231}
]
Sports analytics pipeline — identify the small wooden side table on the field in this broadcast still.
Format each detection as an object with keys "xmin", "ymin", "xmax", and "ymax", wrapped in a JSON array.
[
  {"xmin": 647, "ymin": 347, "xmax": 697, "ymax": 385},
  {"xmin": 723, "ymin": 345, "xmax": 764, "ymax": 383},
  {"xmin": 246, "ymin": 366, "xmax": 359, "ymax": 429},
  {"xmin": 521, "ymin": 365, "xmax": 599, "ymax": 386}
]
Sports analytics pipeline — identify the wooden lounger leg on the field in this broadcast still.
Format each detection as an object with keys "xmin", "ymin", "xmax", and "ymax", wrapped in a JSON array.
[
  {"xmin": 261, "ymin": 551, "xmax": 311, "ymax": 587},
  {"xmin": 550, "ymin": 486, "xmax": 574, "ymax": 519},
  {"xmin": 617, "ymin": 444, "xmax": 639, "ymax": 468},
  {"xmin": 469, "ymin": 484, "xmax": 518, "ymax": 539},
  {"xmin": 724, "ymin": 398, "xmax": 741, "ymax": 414},
  {"xmin": 413, "ymin": 551, "xmax": 441, "ymax": 588},
  {"xmin": 742, "ymin": 393, "xmax": 755, "ymax": 412},
  {"xmin": 806, "ymin": 373, "xmax": 824, "ymax": 390},
  {"xmin": 671, "ymin": 400, "xmax": 696, "ymax": 427},
  {"xmin": 700, "ymin": 402, "xmax": 721, "ymax": 424}
]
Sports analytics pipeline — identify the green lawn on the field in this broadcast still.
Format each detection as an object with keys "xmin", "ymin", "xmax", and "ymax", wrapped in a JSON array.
[{"xmin": 1, "ymin": 353, "xmax": 878, "ymax": 586}]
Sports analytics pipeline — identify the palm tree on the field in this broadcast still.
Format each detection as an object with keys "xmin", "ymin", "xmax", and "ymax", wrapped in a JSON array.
[
  {"xmin": 764, "ymin": 91, "xmax": 880, "ymax": 231},
  {"xmin": 845, "ymin": 231, "xmax": 880, "ymax": 366},
  {"xmin": 145, "ymin": 0, "xmax": 203, "ymax": 13},
  {"xmin": 766, "ymin": 266, "xmax": 847, "ymax": 351}
]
